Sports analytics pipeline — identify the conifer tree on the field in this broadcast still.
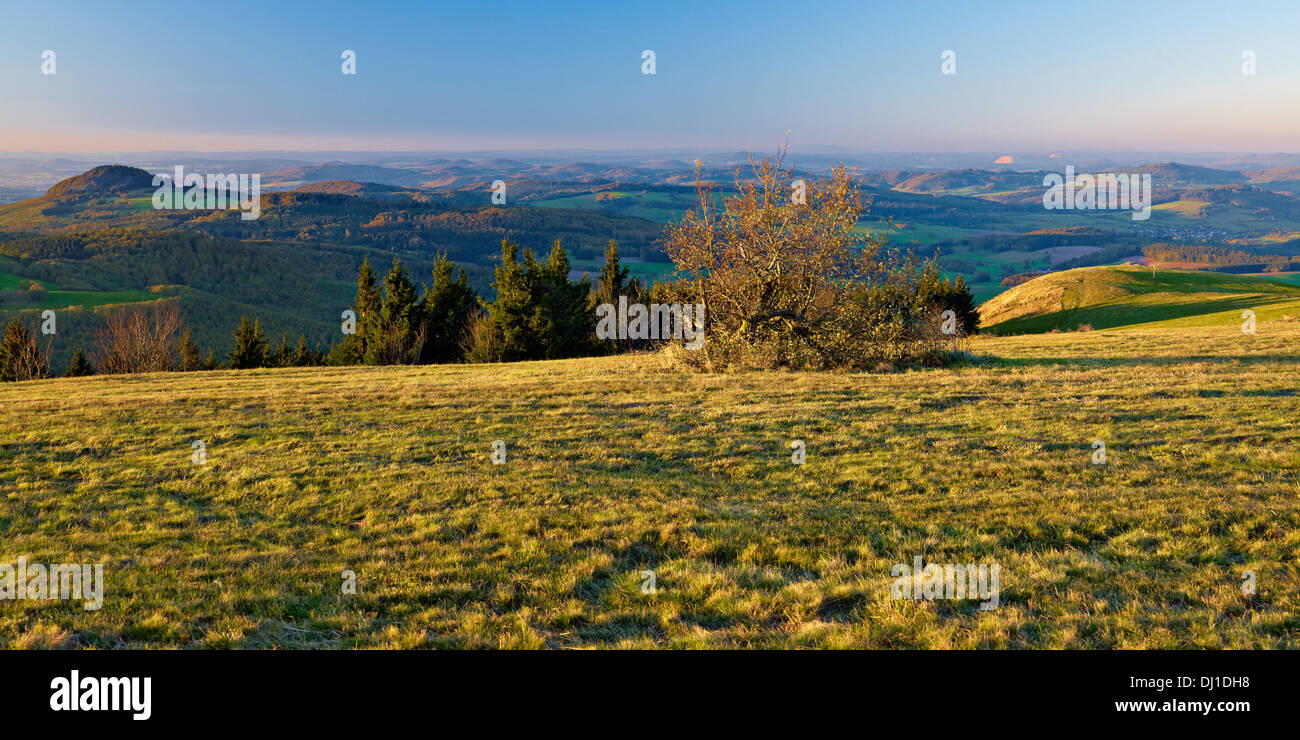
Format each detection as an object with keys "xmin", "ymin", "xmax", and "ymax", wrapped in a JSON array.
[
  {"xmin": 592, "ymin": 240, "xmax": 647, "ymax": 353},
  {"xmin": 469, "ymin": 239, "xmax": 539, "ymax": 362},
  {"xmin": 179, "ymin": 329, "xmax": 202, "ymax": 371},
  {"xmin": 333, "ymin": 258, "xmax": 380, "ymax": 365},
  {"xmin": 594, "ymin": 239, "xmax": 633, "ymax": 308},
  {"xmin": 365, "ymin": 258, "xmax": 420, "ymax": 365},
  {"xmin": 228, "ymin": 315, "xmax": 267, "ymax": 369},
  {"xmin": 537, "ymin": 239, "xmax": 592, "ymax": 359},
  {"xmin": 419, "ymin": 253, "xmax": 478, "ymax": 364},
  {"xmin": 64, "ymin": 347, "xmax": 95, "ymax": 377},
  {"xmin": 271, "ymin": 334, "xmax": 292, "ymax": 367},
  {"xmin": 291, "ymin": 335, "xmax": 320, "ymax": 366}
]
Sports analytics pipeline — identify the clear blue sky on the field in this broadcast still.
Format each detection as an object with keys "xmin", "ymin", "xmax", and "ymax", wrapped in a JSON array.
[{"xmin": 1, "ymin": 0, "xmax": 1297, "ymax": 152}]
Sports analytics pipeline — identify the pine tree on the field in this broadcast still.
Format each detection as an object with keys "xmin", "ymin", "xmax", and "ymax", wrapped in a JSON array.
[
  {"xmin": 593, "ymin": 240, "xmax": 645, "ymax": 353},
  {"xmin": 948, "ymin": 274, "xmax": 980, "ymax": 335},
  {"xmin": 537, "ymin": 239, "xmax": 592, "ymax": 359},
  {"xmin": 917, "ymin": 265, "xmax": 980, "ymax": 336},
  {"xmin": 271, "ymin": 334, "xmax": 292, "ymax": 367},
  {"xmin": 64, "ymin": 347, "xmax": 94, "ymax": 377},
  {"xmin": 469, "ymin": 239, "xmax": 540, "ymax": 362},
  {"xmin": 291, "ymin": 335, "xmax": 319, "ymax": 366},
  {"xmin": 419, "ymin": 253, "xmax": 478, "ymax": 364},
  {"xmin": 594, "ymin": 239, "xmax": 633, "ymax": 309},
  {"xmin": 0, "ymin": 318, "xmax": 21, "ymax": 382},
  {"xmin": 228, "ymin": 316, "xmax": 267, "ymax": 369},
  {"xmin": 179, "ymin": 329, "xmax": 202, "ymax": 371},
  {"xmin": 365, "ymin": 259, "xmax": 420, "ymax": 365},
  {"xmin": 334, "ymin": 258, "xmax": 380, "ymax": 365}
]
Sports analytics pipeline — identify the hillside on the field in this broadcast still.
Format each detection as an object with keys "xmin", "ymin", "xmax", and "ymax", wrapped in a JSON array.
[
  {"xmin": 41, "ymin": 164, "xmax": 155, "ymax": 198},
  {"xmin": 2, "ymin": 327, "xmax": 1296, "ymax": 648},
  {"xmin": 978, "ymin": 265, "xmax": 1300, "ymax": 334}
]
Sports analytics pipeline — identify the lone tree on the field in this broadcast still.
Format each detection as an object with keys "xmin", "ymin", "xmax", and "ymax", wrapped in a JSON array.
[{"xmin": 664, "ymin": 142, "xmax": 955, "ymax": 370}]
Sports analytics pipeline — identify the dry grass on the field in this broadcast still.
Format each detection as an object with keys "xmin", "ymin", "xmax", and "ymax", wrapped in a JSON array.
[{"xmin": 1, "ymin": 323, "xmax": 1298, "ymax": 648}]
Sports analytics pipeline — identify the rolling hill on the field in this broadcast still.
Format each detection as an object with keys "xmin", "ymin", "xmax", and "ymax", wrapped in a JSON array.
[
  {"xmin": 978, "ymin": 265, "xmax": 1300, "ymax": 334},
  {"xmin": 1116, "ymin": 162, "xmax": 1248, "ymax": 187}
]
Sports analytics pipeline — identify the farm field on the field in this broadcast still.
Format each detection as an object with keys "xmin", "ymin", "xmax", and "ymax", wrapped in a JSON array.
[
  {"xmin": 1151, "ymin": 199, "xmax": 1210, "ymax": 217},
  {"xmin": 2, "ymin": 323, "xmax": 1297, "ymax": 649}
]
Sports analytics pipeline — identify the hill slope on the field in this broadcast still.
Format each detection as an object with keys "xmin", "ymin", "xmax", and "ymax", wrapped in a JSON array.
[{"xmin": 979, "ymin": 265, "xmax": 1300, "ymax": 334}]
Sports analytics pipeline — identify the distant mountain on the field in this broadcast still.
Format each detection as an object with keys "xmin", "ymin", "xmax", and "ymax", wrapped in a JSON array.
[
  {"xmin": 859, "ymin": 168, "xmax": 1044, "ymax": 194},
  {"xmin": 43, "ymin": 165, "xmax": 155, "ymax": 198},
  {"xmin": 1115, "ymin": 162, "xmax": 1247, "ymax": 187},
  {"xmin": 1242, "ymin": 166, "xmax": 1300, "ymax": 195},
  {"xmin": 261, "ymin": 162, "xmax": 427, "ymax": 188},
  {"xmin": 290, "ymin": 180, "xmax": 426, "ymax": 200}
]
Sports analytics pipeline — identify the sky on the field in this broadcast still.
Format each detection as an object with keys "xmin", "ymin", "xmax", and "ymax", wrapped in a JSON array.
[{"xmin": 1, "ymin": 0, "xmax": 1298, "ymax": 153}]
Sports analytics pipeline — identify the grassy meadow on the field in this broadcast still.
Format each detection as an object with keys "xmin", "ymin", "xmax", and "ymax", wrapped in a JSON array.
[
  {"xmin": 981, "ymin": 265, "xmax": 1300, "ymax": 334},
  {"xmin": 2, "ymin": 321, "xmax": 1298, "ymax": 649}
]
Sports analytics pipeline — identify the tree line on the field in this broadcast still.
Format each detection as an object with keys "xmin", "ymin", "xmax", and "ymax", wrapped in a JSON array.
[{"xmin": 0, "ymin": 238, "xmax": 657, "ymax": 381}]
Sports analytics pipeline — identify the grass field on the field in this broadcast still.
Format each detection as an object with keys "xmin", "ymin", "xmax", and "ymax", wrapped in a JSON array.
[
  {"xmin": 0, "ymin": 257, "xmax": 159, "ymax": 312},
  {"xmin": 531, "ymin": 191, "xmax": 697, "ymax": 223},
  {"xmin": 2, "ymin": 324, "xmax": 1298, "ymax": 648},
  {"xmin": 855, "ymin": 221, "xmax": 990, "ymax": 246},
  {"xmin": 1253, "ymin": 271, "xmax": 1300, "ymax": 288},
  {"xmin": 1152, "ymin": 199, "xmax": 1210, "ymax": 218},
  {"xmin": 570, "ymin": 257, "xmax": 679, "ymax": 284},
  {"xmin": 0, "ymin": 257, "xmax": 56, "ymax": 291}
]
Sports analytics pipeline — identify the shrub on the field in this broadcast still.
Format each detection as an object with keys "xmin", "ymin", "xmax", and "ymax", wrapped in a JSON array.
[
  {"xmin": 0, "ymin": 317, "xmax": 49, "ymax": 381},
  {"xmin": 93, "ymin": 301, "xmax": 182, "ymax": 375},
  {"xmin": 663, "ymin": 145, "xmax": 957, "ymax": 371}
]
